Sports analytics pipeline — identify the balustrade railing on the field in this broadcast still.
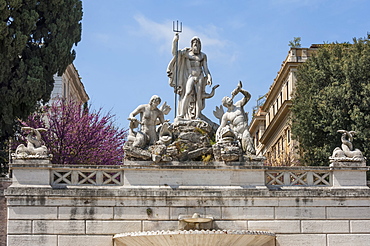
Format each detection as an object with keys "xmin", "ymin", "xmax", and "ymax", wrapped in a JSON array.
[
  {"xmin": 51, "ymin": 168, "xmax": 123, "ymax": 186},
  {"xmin": 265, "ymin": 169, "xmax": 331, "ymax": 186},
  {"xmin": 50, "ymin": 166, "xmax": 333, "ymax": 187}
]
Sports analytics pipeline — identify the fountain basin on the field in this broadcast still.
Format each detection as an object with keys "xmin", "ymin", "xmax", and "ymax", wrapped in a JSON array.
[{"xmin": 114, "ymin": 229, "xmax": 275, "ymax": 246}]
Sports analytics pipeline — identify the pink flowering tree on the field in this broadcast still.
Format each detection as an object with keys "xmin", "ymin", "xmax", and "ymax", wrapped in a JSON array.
[{"xmin": 21, "ymin": 99, "xmax": 126, "ymax": 165}]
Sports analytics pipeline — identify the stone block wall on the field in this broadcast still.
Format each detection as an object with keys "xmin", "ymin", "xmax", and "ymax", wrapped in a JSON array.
[
  {"xmin": 0, "ymin": 177, "xmax": 11, "ymax": 246},
  {"xmin": 5, "ymin": 187, "xmax": 370, "ymax": 246}
]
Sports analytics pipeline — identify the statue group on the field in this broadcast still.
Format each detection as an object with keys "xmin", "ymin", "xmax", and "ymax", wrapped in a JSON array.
[
  {"xmin": 11, "ymin": 32, "xmax": 364, "ymax": 166},
  {"xmin": 124, "ymin": 34, "xmax": 256, "ymax": 163}
]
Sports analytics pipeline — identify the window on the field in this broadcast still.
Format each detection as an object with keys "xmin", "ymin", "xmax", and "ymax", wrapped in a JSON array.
[
  {"xmin": 63, "ymin": 83, "xmax": 66, "ymax": 98},
  {"xmin": 280, "ymin": 92, "xmax": 283, "ymax": 105},
  {"xmin": 286, "ymin": 81, "xmax": 289, "ymax": 100}
]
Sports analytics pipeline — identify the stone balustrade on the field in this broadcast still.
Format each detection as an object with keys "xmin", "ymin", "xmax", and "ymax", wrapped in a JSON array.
[{"xmin": 9, "ymin": 159, "xmax": 369, "ymax": 189}]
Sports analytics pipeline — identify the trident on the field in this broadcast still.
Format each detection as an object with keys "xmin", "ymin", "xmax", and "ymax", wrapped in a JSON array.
[{"xmin": 172, "ymin": 20, "xmax": 182, "ymax": 118}]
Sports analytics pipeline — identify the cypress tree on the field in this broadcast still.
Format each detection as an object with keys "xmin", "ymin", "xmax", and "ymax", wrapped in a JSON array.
[{"xmin": 0, "ymin": 0, "xmax": 82, "ymax": 141}]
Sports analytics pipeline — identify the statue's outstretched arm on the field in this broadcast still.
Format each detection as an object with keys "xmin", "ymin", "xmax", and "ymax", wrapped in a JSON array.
[
  {"xmin": 171, "ymin": 33, "xmax": 179, "ymax": 56},
  {"xmin": 232, "ymin": 82, "xmax": 250, "ymax": 107},
  {"xmin": 238, "ymin": 88, "xmax": 251, "ymax": 107},
  {"xmin": 128, "ymin": 105, "xmax": 144, "ymax": 122}
]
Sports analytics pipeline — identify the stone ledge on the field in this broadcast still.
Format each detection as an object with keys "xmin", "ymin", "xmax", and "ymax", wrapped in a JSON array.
[
  {"xmin": 10, "ymin": 163, "xmax": 123, "ymax": 170},
  {"xmin": 11, "ymin": 159, "xmax": 51, "ymax": 165},
  {"xmin": 5, "ymin": 186, "xmax": 370, "ymax": 197},
  {"xmin": 17, "ymin": 195, "xmax": 370, "ymax": 207},
  {"xmin": 12, "ymin": 161, "xmax": 365, "ymax": 171},
  {"xmin": 124, "ymin": 160, "xmax": 265, "ymax": 168}
]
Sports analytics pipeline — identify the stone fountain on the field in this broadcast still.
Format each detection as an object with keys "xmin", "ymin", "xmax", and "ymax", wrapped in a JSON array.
[
  {"xmin": 114, "ymin": 230, "xmax": 275, "ymax": 246},
  {"xmin": 124, "ymin": 33, "xmax": 261, "ymax": 164},
  {"xmin": 114, "ymin": 213, "xmax": 275, "ymax": 246},
  {"xmin": 117, "ymin": 32, "xmax": 272, "ymax": 246}
]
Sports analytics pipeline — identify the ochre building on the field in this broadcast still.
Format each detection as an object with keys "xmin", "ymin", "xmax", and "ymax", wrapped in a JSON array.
[{"xmin": 250, "ymin": 45, "xmax": 318, "ymax": 165}]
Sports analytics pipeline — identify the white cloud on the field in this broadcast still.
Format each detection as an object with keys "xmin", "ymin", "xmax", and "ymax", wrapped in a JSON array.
[
  {"xmin": 92, "ymin": 33, "xmax": 111, "ymax": 45},
  {"xmin": 132, "ymin": 14, "xmax": 234, "ymax": 64},
  {"xmin": 132, "ymin": 15, "xmax": 173, "ymax": 53}
]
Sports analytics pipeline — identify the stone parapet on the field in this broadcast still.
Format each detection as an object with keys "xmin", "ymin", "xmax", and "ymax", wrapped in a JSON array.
[{"xmin": 8, "ymin": 160, "xmax": 370, "ymax": 188}]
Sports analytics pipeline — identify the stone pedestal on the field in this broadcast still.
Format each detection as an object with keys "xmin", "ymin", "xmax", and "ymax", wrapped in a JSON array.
[
  {"xmin": 330, "ymin": 159, "xmax": 368, "ymax": 188},
  {"xmin": 123, "ymin": 161, "xmax": 266, "ymax": 188},
  {"xmin": 10, "ymin": 159, "xmax": 52, "ymax": 187}
]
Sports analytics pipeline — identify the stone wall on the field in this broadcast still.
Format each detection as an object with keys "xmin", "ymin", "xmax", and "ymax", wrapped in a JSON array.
[
  {"xmin": 5, "ymin": 161, "xmax": 370, "ymax": 246},
  {"xmin": 1, "ymin": 177, "xmax": 11, "ymax": 246},
  {"xmin": 6, "ymin": 187, "xmax": 370, "ymax": 246}
]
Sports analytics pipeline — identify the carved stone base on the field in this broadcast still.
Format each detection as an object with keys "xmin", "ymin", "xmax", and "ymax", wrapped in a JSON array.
[
  {"xmin": 212, "ymin": 141, "xmax": 241, "ymax": 162},
  {"xmin": 329, "ymin": 157, "xmax": 366, "ymax": 167},
  {"xmin": 123, "ymin": 146, "xmax": 152, "ymax": 161},
  {"xmin": 124, "ymin": 119, "xmax": 213, "ymax": 162}
]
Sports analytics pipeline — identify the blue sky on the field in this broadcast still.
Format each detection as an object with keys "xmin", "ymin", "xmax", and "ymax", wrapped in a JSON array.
[{"xmin": 73, "ymin": 0, "xmax": 370, "ymax": 129}]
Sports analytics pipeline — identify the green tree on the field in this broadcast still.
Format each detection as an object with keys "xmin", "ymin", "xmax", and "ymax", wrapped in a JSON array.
[
  {"xmin": 289, "ymin": 37, "xmax": 301, "ymax": 48},
  {"xmin": 0, "ymin": 0, "xmax": 82, "ymax": 142},
  {"xmin": 291, "ymin": 38, "xmax": 370, "ymax": 165}
]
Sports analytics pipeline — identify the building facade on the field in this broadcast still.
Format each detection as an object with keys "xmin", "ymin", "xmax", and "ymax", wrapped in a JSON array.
[
  {"xmin": 51, "ymin": 63, "xmax": 89, "ymax": 105},
  {"xmin": 249, "ymin": 46, "xmax": 318, "ymax": 165}
]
